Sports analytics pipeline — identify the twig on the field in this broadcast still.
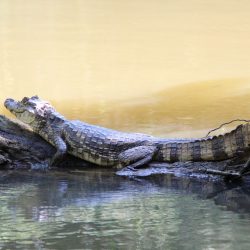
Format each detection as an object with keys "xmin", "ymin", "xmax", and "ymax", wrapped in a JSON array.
[
  {"xmin": 205, "ymin": 119, "xmax": 250, "ymax": 137},
  {"xmin": 240, "ymin": 157, "xmax": 250, "ymax": 176},
  {"xmin": 198, "ymin": 168, "xmax": 241, "ymax": 178}
]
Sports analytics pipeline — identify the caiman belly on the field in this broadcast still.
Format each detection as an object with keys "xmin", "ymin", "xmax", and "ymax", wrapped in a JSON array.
[{"xmin": 62, "ymin": 120, "xmax": 156, "ymax": 166}]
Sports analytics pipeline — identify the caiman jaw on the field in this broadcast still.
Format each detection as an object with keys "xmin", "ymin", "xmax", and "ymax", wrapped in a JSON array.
[
  {"xmin": 4, "ymin": 97, "xmax": 36, "ymax": 124},
  {"xmin": 4, "ymin": 98, "xmax": 24, "ymax": 114}
]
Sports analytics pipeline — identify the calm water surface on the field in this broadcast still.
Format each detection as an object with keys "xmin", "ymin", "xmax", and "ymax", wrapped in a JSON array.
[
  {"xmin": 1, "ymin": 0, "xmax": 250, "ymax": 137},
  {"xmin": 1, "ymin": 0, "xmax": 250, "ymax": 249},
  {"xmin": 1, "ymin": 170, "xmax": 250, "ymax": 250}
]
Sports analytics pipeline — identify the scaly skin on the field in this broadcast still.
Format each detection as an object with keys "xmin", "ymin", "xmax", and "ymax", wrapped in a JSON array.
[{"xmin": 4, "ymin": 96, "xmax": 250, "ymax": 170}]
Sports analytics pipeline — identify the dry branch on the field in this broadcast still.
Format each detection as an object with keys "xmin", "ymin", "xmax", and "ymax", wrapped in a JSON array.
[{"xmin": 205, "ymin": 119, "xmax": 250, "ymax": 137}]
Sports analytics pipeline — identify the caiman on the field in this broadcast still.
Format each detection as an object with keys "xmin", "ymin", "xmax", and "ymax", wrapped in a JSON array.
[{"xmin": 4, "ymin": 96, "xmax": 250, "ymax": 174}]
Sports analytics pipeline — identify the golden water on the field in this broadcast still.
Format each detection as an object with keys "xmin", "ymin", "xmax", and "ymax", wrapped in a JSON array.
[
  {"xmin": 1, "ymin": 0, "xmax": 250, "ymax": 137},
  {"xmin": 2, "ymin": 2, "xmax": 250, "ymax": 249}
]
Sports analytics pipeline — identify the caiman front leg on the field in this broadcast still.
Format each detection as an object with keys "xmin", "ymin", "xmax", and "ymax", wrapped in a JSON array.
[
  {"xmin": 49, "ymin": 135, "xmax": 67, "ymax": 167},
  {"xmin": 240, "ymin": 157, "xmax": 250, "ymax": 176},
  {"xmin": 118, "ymin": 146, "xmax": 158, "ymax": 171},
  {"xmin": 46, "ymin": 125, "xmax": 67, "ymax": 167}
]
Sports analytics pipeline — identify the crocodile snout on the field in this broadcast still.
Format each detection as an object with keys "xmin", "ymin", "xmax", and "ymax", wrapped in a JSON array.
[
  {"xmin": 4, "ymin": 98, "xmax": 14, "ymax": 107},
  {"xmin": 4, "ymin": 98, "xmax": 18, "ymax": 112}
]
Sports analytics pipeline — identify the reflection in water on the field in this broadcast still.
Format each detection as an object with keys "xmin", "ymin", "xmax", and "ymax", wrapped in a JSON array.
[{"xmin": 1, "ymin": 171, "xmax": 250, "ymax": 249}]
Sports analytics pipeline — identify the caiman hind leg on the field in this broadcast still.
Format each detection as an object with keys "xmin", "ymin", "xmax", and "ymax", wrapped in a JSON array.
[{"xmin": 118, "ymin": 146, "xmax": 158, "ymax": 171}]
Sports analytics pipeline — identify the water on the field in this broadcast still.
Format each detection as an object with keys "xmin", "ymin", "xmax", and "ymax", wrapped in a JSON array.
[
  {"xmin": 1, "ymin": 0, "xmax": 250, "ymax": 138},
  {"xmin": 1, "ymin": 170, "xmax": 250, "ymax": 250},
  {"xmin": 1, "ymin": 0, "xmax": 250, "ymax": 249}
]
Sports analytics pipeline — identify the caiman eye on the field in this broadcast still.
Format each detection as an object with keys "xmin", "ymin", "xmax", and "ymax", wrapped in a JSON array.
[
  {"xmin": 29, "ymin": 102, "xmax": 36, "ymax": 107},
  {"xmin": 21, "ymin": 97, "xmax": 29, "ymax": 103}
]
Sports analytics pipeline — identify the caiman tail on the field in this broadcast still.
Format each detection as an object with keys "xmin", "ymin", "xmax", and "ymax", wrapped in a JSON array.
[{"xmin": 157, "ymin": 123, "xmax": 250, "ymax": 162}]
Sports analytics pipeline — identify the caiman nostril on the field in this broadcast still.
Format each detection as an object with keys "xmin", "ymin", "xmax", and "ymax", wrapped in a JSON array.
[{"xmin": 4, "ymin": 98, "xmax": 14, "ymax": 108}]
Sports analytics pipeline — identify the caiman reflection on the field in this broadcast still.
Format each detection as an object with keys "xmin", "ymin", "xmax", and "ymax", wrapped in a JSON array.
[{"xmin": 1, "ymin": 171, "xmax": 250, "ymax": 249}]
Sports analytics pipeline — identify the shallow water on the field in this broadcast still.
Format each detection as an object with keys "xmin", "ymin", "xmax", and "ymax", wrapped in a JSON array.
[
  {"xmin": 1, "ymin": 171, "xmax": 250, "ymax": 250},
  {"xmin": 1, "ymin": 1, "xmax": 250, "ymax": 249}
]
